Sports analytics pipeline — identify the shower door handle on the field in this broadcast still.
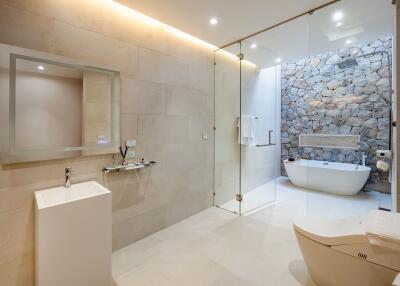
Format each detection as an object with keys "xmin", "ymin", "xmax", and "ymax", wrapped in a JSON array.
[
  {"xmin": 268, "ymin": 130, "xmax": 274, "ymax": 145},
  {"xmin": 255, "ymin": 130, "xmax": 276, "ymax": 147},
  {"xmin": 256, "ymin": 144, "xmax": 276, "ymax": 147}
]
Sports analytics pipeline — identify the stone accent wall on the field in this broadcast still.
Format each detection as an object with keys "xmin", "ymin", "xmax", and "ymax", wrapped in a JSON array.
[{"xmin": 281, "ymin": 38, "xmax": 392, "ymax": 183}]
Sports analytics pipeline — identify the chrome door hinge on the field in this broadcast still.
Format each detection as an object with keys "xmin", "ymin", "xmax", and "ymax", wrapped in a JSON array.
[{"xmin": 236, "ymin": 194, "xmax": 243, "ymax": 202}]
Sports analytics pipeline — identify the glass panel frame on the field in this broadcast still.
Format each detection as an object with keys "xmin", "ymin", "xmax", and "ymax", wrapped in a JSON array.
[{"xmin": 0, "ymin": 44, "xmax": 120, "ymax": 164}]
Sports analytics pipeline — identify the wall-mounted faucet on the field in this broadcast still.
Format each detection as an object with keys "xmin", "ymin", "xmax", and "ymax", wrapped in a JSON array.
[{"xmin": 65, "ymin": 167, "xmax": 71, "ymax": 188}]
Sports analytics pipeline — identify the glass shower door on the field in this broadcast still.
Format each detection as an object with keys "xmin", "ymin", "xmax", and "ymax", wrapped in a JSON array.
[
  {"xmin": 239, "ymin": 39, "xmax": 278, "ymax": 214},
  {"xmin": 214, "ymin": 43, "xmax": 241, "ymax": 214}
]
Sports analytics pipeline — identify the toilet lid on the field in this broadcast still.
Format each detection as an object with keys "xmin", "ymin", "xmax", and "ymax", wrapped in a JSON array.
[{"xmin": 294, "ymin": 215, "xmax": 369, "ymax": 246}]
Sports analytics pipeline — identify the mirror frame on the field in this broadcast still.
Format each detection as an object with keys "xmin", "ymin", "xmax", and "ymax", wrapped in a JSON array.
[{"xmin": 0, "ymin": 45, "xmax": 120, "ymax": 164}]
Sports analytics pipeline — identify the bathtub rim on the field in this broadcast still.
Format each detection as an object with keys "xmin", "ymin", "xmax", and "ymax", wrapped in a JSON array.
[{"xmin": 284, "ymin": 159, "xmax": 371, "ymax": 172}]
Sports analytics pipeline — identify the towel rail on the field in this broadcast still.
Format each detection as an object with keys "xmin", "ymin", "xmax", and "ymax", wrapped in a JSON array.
[
  {"xmin": 256, "ymin": 143, "xmax": 276, "ymax": 147},
  {"xmin": 237, "ymin": 116, "xmax": 259, "ymax": 119}
]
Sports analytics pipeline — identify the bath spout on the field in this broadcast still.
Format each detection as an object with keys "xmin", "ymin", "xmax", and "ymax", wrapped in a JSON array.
[{"xmin": 361, "ymin": 153, "xmax": 367, "ymax": 166}]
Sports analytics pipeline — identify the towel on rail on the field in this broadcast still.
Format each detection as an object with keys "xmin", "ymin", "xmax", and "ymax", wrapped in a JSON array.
[{"xmin": 237, "ymin": 115, "xmax": 256, "ymax": 146}]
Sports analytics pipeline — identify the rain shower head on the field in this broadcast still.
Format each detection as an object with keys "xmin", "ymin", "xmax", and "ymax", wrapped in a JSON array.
[{"xmin": 336, "ymin": 58, "xmax": 358, "ymax": 69}]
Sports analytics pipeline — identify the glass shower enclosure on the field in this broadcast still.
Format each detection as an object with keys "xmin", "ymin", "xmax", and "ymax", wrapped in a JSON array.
[
  {"xmin": 214, "ymin": 40, "xmax": 279, "ymax": 215},
  {"xmin": 213, "ymin": 0, "xmax": 394, "ymax": 217}
]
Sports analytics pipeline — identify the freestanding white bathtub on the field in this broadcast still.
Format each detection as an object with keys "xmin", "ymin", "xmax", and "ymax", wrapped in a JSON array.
[{"xmin": 284, "ymin": 159, "xmax": 371, "ymax": 195}]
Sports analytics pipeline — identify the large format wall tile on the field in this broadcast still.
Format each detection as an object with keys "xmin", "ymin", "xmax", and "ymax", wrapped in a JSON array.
[
  {"xmin": 0, "ymin": 4, "xmax": 55, "ymax": 52},
  {"xmin": 121, "ymin": 78, "xmax": 166, "ymax": 114},
  {"xmin": 0, "ymin": 1, "xmax": 215, "ymax": 285},
  {"xmin": 53, "ymin": 21, "xmax": 139, "ymax": 78},
  {"xmin": 120, "ymin": 114, "xmax": 138, "ymax": 144},
  {"xmin": 137, "ymin": 47, "xmax": 190, "ymax": 87}
]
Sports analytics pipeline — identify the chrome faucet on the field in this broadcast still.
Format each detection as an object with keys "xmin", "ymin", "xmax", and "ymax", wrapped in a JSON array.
[
  {"xmin": 65, "ymin": 167, "xmax": 71, "ymax": 188},
  {"xmin": 361, "ymin": 153, "xmax": 367, "ymax": 166}
]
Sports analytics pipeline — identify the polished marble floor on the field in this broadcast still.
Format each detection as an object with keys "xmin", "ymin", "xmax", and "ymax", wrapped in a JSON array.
[{"xmin": 112, "ymin": 177, "xmax": 391, "ymax": 286}]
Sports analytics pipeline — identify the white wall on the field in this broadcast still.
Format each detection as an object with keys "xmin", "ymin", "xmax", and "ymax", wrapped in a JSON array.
[{"xmin": 241, "ymin": 66, "xmax": 281, "ymax": 194}]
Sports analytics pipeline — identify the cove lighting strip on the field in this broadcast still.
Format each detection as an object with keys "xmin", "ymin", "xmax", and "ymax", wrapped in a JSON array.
[{"xmin": 106, "ymin": 0, "xmax": 257, "ymax": 67}]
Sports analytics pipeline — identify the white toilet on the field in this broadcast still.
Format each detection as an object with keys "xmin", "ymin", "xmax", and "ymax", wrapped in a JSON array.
[{"xmin": 294, "ymin": 211, "xmax": 400, "ymax": 286}]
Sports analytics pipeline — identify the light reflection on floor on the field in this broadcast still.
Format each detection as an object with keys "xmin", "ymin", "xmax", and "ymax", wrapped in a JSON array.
[{"xmin": 112, "ymin": 177, "xmax": 391, "ymax": 286}]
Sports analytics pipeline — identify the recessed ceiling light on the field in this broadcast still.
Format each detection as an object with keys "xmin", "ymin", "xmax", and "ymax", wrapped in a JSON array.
[
  {"xmin": 275, "ymin": 58, "xmax": 282, "ymax": 63},
  {"xmin": 250, "ymin": 43, "xmax": 257, "ymax": 49},
  {"xmin": 336, "ymin": 22, "xmax": 343, "ymax": 27},
  {"xmin": 332, "ymin": 11, "xmax": 344, "ymax": 22},
  {"xmin": 209, "ymin": 17, "xmax": 218, "ymax": 26},
  {"xmin": 37, "ymin": 65, "xmax": 44, "ymax": 71},
  {"xmin": 345, "ymin": 39, "xmax": 352, "ymax": 45}
]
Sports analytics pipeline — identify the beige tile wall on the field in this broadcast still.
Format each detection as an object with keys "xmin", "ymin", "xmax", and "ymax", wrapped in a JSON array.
[{"xmin": 0, "ymin": 0, "xmax": 215, "ymax": 285}]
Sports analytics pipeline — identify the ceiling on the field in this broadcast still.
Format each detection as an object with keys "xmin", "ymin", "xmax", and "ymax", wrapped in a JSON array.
[
  {"xmin": 116, "ymin": 0, "xmax": 394, "ymax": 68},
  {"xmin": 116, "ymin": 0, "xmax": 334, "ymax": 47},
  {"xmin": 239, "ymin": 0, "xmax": 394, "ymax": 68}
]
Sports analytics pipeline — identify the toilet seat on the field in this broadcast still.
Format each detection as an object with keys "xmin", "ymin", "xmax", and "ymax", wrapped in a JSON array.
[{"xmin": 294, "ymin": 215, "xmax": 368, "ymax": 246}]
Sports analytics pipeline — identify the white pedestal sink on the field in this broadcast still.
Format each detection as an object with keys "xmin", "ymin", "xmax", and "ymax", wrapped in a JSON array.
[{"xmin": 35, "ymin": 181, "xmax": 112, "ymax": 286}]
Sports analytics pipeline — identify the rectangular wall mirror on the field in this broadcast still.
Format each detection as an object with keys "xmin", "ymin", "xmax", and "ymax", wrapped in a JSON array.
[{"xmin": 0, "ymin": 44, "xmax": 120, "ymax": 163}]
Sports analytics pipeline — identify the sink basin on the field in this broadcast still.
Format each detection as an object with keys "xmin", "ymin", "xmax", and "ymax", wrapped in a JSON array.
[
  {"xmin": 35, "ymin": 181, "xmax": 111, "ymax": 286},
  {"xmin": 35, "ymin": 181, "xmax": 110, "ymax": 209}
]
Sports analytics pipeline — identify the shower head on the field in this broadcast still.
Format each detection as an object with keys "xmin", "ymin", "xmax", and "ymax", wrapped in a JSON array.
[{"xmin": 336, "ymin": 58, "xmax": 358, "ymax": 69}]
